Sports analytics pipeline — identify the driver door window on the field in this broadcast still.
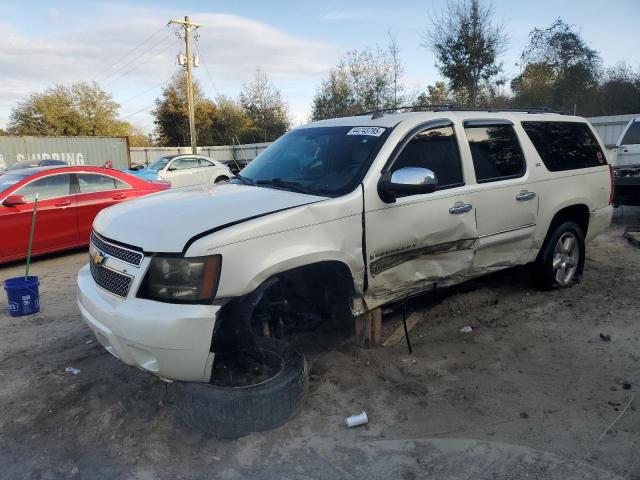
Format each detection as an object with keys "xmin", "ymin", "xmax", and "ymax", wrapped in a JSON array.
[
  {"xmin": 391, "ymin": 125, "xmax": 464, "ymax": 190},
  {"xmin": 166, "ymin": 157, "xmax": 199, "ymax": 187}
]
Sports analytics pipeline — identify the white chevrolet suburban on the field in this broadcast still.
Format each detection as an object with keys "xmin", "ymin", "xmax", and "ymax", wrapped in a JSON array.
[{"xmin": 77, "ymin": 110, "xmax": 613, "ymax": 392}]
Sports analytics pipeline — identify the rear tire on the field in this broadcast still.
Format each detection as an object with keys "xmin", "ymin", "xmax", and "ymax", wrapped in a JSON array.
[
  {"xmin": 174, "ymin": 337, "xmax": 307, "ymax": 438},
  {"xmin": 533, "ymin": 221, "xmax": 585, "ymax": 289}
]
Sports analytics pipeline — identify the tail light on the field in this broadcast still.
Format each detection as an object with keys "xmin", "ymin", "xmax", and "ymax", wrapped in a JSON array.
[{"xmin": 609, "ymin": 164, "xmax": 615, "ymax": 205}]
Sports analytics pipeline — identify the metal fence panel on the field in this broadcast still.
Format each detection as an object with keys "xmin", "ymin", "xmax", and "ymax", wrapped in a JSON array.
[
  {"xmin": 0, "ymin": 136, "xmax": 130, "ymax": 170},
  {"xmin": 129, "ymin": 143, "xmax": 272, "ymax": 167},
  {"xmin": 588, "ymin": 114, "xmax": 639, "ymax": 148}
]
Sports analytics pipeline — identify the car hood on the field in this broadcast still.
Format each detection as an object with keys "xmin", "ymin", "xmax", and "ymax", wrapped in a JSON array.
[
  {"xmin": 126, "ymin": 168, "xmax": 158, "ymax": 181},
  {"xmin": 93, "ymin": 183, "xmax": 327, "ymax": 252}
]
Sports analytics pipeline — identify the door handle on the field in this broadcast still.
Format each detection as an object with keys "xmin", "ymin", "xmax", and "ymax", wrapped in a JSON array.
[
  {"xmin": 516, "ymin": 190, "xmax": 536, "ymax": 201},
  {"xmin": 54, "ymin": 199, "xmax": 71, "ymax": 207},
  {"xmin": 449, "ymin": 202, "xmax": 473, "ymax": 215},
  {"xmin": 112, "ymin": 193, "xmax": 127, "ymax": 200}
]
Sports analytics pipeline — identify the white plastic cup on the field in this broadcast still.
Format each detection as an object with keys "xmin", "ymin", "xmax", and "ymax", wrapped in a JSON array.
[{"xmin": 345, "ymin": 410, "xmax": 368, "ymax": 428}]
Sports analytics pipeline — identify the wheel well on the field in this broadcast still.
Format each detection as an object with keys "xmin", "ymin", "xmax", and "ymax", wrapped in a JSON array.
[
  {"xmin": 549, "ymin": 204, "xmax": 590, "ymax": 236},
  {"xmin": 211, "ymin": 261, "xmax": 356, "ymax": 353}
]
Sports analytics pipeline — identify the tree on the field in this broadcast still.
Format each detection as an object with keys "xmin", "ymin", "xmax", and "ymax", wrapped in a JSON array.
[
  {"xmin": 513, "ymin": 19, "xmax": 601, "ymax": 113},
  {"xmin": 7, "ymin": 82, "xmax": 128, "ymax": 136},
  {"xmin": 240, "ymin": 68, "xmax": 290, "ymax": 142},
  {"xmin": 415, "ymin": 81, "xmax": 450, "ymax": 106},
  {"xmin": 587, "ymin": 63, "xmax": 640, "ymax": 116},
  {"xmin": 125, "ymin": 125, "xmax": 153, "ymax": 147},
  {"xmin": 422, "ymin": 0, "xmax": 507, "ymax": 105},
  {"xmin": 311, "ymin": 41, "xmax": 401, "ymax": 120},
  {"xmin": 311, "ymin": 68, "xmax": 355, "ymax": 120},
  {"xmin": 153, "ymin": 71, "xmax": 219, "ymax": 146},
  {"xmin": 510, "ymin": 63, "xmax": 556, "ymax": 107},
  {"xmin": 387, "ymin": 31, "xmax": 405, "ymax": 107},
  {"xmin": 212, "ymin": 95, "xmax": 253, "ymax": 145}
]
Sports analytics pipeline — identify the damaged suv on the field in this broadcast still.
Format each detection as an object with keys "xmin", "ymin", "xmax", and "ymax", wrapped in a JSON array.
[{"xmin": 77, "ymin": 109, "xmax": 612, "ymax": 435}]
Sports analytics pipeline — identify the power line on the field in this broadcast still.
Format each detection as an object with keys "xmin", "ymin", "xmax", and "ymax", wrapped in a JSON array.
[
  {"xmin": 117, "ymin": 80, "xmax": 166, "ymax": 106},
  {"xmin": 120, "ymin": 104, "xmax": 154, "ymax": 121},
  {"xmin": 102, "ymin": 36, "xmax": 176, "ymax": 87},
  {"xmin": 194, "ymin": 41, "xmax": 220, "ymax": 97},
  {"xmin": 93, "ymin": 26, "xmax": 168, "ymax": 82}
]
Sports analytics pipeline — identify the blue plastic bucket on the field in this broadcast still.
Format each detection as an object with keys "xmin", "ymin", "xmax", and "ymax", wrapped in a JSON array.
[{"xmin": 4, "ymin": 276, "xmax": 40, "ymax": 317}]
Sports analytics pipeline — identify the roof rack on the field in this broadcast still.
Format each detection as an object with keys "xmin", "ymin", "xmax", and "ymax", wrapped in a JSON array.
[{"xmin": 356, "ymin": 104, "xmax": 570, "ymax": 119}]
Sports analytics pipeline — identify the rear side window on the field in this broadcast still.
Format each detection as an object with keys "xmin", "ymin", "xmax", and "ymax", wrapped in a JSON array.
[
  {"xmin": 391, "ymin": 125, "xmax": 464, "ymax": 189},
  {"xmin": 172, "ymin": 157, "xmax": 199, "ymax": 170},
  {"xmin": 522, "ymin": 121, "xmax": 607, "ymax": 171},
  {"xmin": 77, "ymin": 173, "xmax": 130, "ymax": 193},
  {"xmin": 621, "ymin": 120, "xmax": 640, "ymax": 145},
  {"xmin": 464, "ymin": 125, "xmax": 526, "ymax": 183}
]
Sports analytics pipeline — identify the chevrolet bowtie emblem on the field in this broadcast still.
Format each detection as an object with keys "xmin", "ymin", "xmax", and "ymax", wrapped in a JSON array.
[{"xmin": 92, "ymin": 251, "xmax": 107, "ymax": 266}]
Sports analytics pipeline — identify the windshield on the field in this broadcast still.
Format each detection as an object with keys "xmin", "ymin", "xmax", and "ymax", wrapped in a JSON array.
[
  {"xmin": 238, "ymin": 126, "xmax": 389, "ymax": 196},
  {"xmin": 0, "ymin": 172, "xmax": 30, "ymax": 194},
  {"xmin": 8, "ymin": 161, "xmax": 37, "ymax": 171},
  {"xmin": 149, "ymin": 156, "xmax": 172, "ymax": 171}
]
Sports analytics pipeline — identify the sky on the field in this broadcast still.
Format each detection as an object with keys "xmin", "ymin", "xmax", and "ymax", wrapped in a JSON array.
[{"xmin": 1, "ymin": 0, "xmax": 639, "ymax": 134}]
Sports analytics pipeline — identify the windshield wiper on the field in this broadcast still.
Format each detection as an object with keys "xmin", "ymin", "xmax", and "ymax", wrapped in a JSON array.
[
  {"xmin": 234, "ymin": 174, "xmax": 256, "ymax": 186},
  {"xmin": 255, "ymin": 178, "xmax": 316, "ymax": 195}
]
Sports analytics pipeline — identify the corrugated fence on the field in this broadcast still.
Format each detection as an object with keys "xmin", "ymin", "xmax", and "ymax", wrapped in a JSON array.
[
  {"xmin": 588, "ymin": 114, "xmax": 639, "ymax": 148},
  {"xmin": 129, "ymin": 143, "xmax": 272, "ymax": 166},
  {"xmin": 0, "ymin": 137, "xmax": 272, "ymax": 171},
  {"xmin": 0, "ymin": 136, "xmax": 130, "ymax": 170}
]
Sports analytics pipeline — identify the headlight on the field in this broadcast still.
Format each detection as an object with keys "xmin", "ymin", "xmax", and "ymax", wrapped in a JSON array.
[{"xmin": 138, "ymin": 255, "xmax": 221, "ymax": 303}]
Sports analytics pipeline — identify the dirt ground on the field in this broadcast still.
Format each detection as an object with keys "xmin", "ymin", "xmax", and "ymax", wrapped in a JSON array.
[{"xmin": 1, "ymin": 208, "xmax": 639, "ymax": 480}]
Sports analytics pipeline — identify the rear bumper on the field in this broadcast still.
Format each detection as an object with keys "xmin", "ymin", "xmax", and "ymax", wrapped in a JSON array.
[
  {"xmin": 77, "ymin": 264, "xmax": 220, "ymax": 382},
  {"xmin": 586, "ymin": 205, "xmax": 613, "ymax": 242}
]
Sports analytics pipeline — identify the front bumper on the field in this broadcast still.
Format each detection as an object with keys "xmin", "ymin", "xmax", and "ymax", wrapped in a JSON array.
[{"xmin": 77, "ymin": 264, "xmax": 220, "ymax": 382}]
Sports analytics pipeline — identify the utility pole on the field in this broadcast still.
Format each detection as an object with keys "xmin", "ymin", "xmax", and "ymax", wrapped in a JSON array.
[{"xmin": 169, "ymin": 16, "xmax": 202, "ymax": 154}]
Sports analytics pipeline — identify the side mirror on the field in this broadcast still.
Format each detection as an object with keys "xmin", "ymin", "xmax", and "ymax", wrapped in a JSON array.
[
  {"xmin": 378, "ymin": 167, "xmax": 438, "ymax": 203},
  {"xmin": 2, "ymin": 195, "xmax": 27, "ymax": 207}
]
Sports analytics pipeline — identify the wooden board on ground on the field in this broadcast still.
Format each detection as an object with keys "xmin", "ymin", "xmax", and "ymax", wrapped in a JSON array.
[
  {"xmin": 355, "ymin": 308, "xmax": 382, "ymax": 348},
  {"xmin": 383, "ymin": 313, "xmax": 421, "ymax": 347}
]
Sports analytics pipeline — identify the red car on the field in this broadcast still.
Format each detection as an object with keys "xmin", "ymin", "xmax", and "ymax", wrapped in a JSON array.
[{"xmin": 0, "ymin": 166, "xmax": 169, "ymax": 264}]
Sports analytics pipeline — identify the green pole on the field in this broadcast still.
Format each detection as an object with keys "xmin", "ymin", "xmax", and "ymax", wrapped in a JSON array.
[{"xmin": 25, "ymin": 194, "xmax": 38, "ymax": 280}]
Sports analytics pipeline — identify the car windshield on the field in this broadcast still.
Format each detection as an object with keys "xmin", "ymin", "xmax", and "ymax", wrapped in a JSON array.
[
  {"xmin": 238, "ymin": 126, "xmax": 389, "ymax": 196},
  {"xmin": 148, "ymin": 156, "xmax": 172, "ymax": 171},
  {"xmin": 8, "ymin": 161, "xmax": 37, "ymax": 171},
  {"xmin": 0, "ymin": 172, "xmax": 30, "ymax": 194}
]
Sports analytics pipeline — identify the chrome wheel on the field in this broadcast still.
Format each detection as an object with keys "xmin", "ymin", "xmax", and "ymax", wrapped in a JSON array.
[{"xmin": 552, "ymin": 232, "xmax": 580, "ymax": 285}]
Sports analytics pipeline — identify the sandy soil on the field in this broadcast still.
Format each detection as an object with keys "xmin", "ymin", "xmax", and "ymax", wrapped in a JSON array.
[{"xmin": 0, "ymin": 208, "xmax": 639, "ymax": 479}]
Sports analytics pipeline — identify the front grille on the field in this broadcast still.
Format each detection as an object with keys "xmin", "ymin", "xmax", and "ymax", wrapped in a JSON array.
[
  {"xmin": 90, "ymin": 261, "xmax": 133, "ymax": 298},
  {"xmin": 91, "ymin": 231, "xmax": 143, "ymax": 266}
]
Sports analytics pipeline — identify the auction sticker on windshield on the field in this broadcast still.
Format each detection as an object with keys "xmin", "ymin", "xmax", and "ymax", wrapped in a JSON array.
[{"xmin": 347, "ymin": 127, "xmax": 386, "ymax": 137}]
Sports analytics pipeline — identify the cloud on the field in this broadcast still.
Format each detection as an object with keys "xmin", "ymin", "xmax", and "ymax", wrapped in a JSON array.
[{"xmin": 0, "ymin": 5, "xmax": 340, "ymax": 129}]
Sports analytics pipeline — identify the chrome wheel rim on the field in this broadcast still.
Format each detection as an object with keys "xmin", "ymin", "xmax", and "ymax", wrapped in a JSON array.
[{"xmin": 552, "ymin": 232, "xmax": 579, "ymax": 285}]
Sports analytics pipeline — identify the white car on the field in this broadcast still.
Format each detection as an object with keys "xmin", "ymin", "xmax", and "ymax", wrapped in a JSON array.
[
  {"xmin": 132, "ymin": 154, "xmax": 232, "ymax": 188},
  {"xmin": 78, "ymin": 110, "xmax": 613, "ymax": 385}
]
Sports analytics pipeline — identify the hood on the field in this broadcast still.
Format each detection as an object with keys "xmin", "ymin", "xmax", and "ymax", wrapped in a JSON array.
[
  {"xmin": 93, "ymin": 183, "xmax": 327, "ymax": 252},
  {"xmin": 127, "ymin": 168, "xmax": 158, "ymax": 181}
]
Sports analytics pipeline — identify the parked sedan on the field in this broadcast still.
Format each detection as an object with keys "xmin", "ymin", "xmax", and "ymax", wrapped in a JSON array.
[
  {"xmin": 6, "ymin": 159, "xmax": 68, "ymax": 171},
  {"xmin": 128, "ymin": 155, "xmax": 232, "ymax": 188},
  {"xmin": 0, "ymin": 166, "xmax": 169, "ymax": 264}
]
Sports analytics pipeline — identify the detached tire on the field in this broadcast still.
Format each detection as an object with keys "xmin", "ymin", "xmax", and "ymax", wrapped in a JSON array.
[
  {"xmin": 533, "ymin": 220, "xmax": 585, "ymax": 289},
  {"xmin": 174, "ymin": 337, "xmax": 307, "ymax": 438}
]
